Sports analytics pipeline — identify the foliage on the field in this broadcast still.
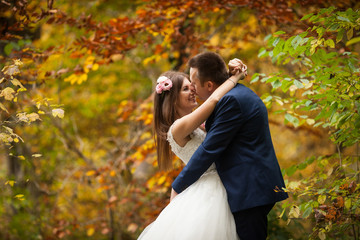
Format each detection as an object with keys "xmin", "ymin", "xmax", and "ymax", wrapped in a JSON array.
[
  {"xmin": 0, "ymin": 0, "xmax": 359, "ymax": 239},
  {"xmin": 253, "ymin": 7, "xmax": 360, "ymax": 239}
]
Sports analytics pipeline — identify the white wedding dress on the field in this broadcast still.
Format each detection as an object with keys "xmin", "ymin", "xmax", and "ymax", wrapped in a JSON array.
[{"xmin": 138, "ymin": 124, "xmax": 239, "ymax": 240}]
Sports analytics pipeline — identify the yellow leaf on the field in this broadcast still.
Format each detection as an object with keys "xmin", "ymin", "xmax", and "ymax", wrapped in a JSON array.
[
  {"xmin": 27, "ymin": 113, "xmax": 41, "ymax": 122},
  {"xmin": 14, "ymin": 59, "xmax": 23, "ymax": 66},
  {"xmin": 87, "ymin": 228, "xmax": 95, "ymax": 236},
  {"xmin": 5, "ymin": 180, "xmax": 16, "ymax": 187},
  {"xmin": 52, "ymin": 108, "xmax": 65, "ymax": 118},
  {"xmin": 84, "ymin": 56, "xmax": 95, "ymax": 65},
  {"xmin": 306, "ymin": 119, "xmax": 315, "ymax": 125},
  {"xmin": 157, "ymin": 175, "xmax": 166, "ymax": 185},
  {"xmin": 127, "ymin": 223, "xmax": 138, "ymax": 233},
  {"xmin": 0, "ymin": 133, "xmax": 12, "ymax": 143},
  {"xmin": 91, "ymin": 63, "xmax": 99, "ymax": 71},
  {"xmin": 11, "ymin": 78, "xmax": 26, "ymax": 89},
  {"xmin": 3, "ymin": 65, "xmax": 20, "ymax": 75},
  {"xmin": 0, "ymin": 102, "xmax": 8, "ymax": 113},
  {"xmin": 289, "ymin": 205, "xmax": 300, "ymax": 218},
  {"xmin": 0, "ymin": 87, "xmax": 16, "ymax": 101},
  {"xmin": 38, "ymin": 110, "xmax": 45, "ymax": 114},
  {"xmin": 287, "ymin": 181, "xmax": 301, "ymax": 190},
  {"xmin": 147, "ymin": 177, "xmax": 156, "ymax": 189},
  {"xmin": 345, "ymin": 198, "xmax": 352, "ymax": 209},
  {"xmin": 64, "ymin": 73, "xmax": 77, "ymax": 84},
  {"xmin": 86, "ymin": 170, "xmax": 96, "ymax": 176},
  {"xmin": 18, "ymin": 155, "xmax": 25, "ymax": 160},
  {"xmin": 173, "ymin": 51, "xmax": 180, "ymax": 58},
  {"xmin": 77, "ymin": 74, "xmax": 88, "ymax": 84},
  {"xmin": 13, "ymin": 138, "xmax": 19, "ymax": 143},
  {"xmin": 32, "ymin": 154, "xmax": 42, "ymax": 158},
  {"xmin": 143, "ymin": 54, "xmax": 162, "ymax": 65},
  {"xmin": 347, "ymin": 28, "xmax": 353, "ymax": 40},
  {"xmin": 318, "ymin": 231, "xmax": 326, "ymax": 240},
  {"xmin": 17, "ymin": 112, "xmax": 28, "ymax": 122},
  {"xmin": 14, "ymin": 194, "xmax": 25, "ymax": 200},
  {"xmin": 318, "ymin": 195, "xmax": 326, "ymax": 204},
  {"xmin": 36, "ymin": 102, "xmax": 41, "ymax": 109}
]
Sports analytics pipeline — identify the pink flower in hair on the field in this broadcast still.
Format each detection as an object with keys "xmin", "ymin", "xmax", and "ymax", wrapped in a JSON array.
[{"xmin": 156, "ymin": 76, "xmax": 173, "ymax": 94}]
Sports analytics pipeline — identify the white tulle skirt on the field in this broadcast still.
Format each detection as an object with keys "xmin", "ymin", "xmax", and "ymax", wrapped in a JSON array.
[{"xmin": 138, "ymin": 171, "xmax": 239, "ymax": 240}]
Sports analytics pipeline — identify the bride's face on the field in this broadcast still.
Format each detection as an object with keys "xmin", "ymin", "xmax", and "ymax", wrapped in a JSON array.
[{"xmin": 176, "ymin": 78, "xmax": 197, "ymax": 116}]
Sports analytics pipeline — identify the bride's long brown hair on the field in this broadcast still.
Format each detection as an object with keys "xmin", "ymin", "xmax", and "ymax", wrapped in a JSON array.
[{"xmin": 153, "ymin": 71, "xmax": 189, "ymax": 170}]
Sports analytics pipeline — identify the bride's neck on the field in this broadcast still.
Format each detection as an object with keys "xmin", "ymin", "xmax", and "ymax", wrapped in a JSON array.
[{"xmin": 175, "ymin": 109, "xmax": 192, "ymax": 120}]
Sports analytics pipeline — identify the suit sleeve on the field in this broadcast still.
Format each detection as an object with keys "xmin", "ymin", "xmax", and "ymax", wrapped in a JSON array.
[{"xmin": 172, "ymin": 95, "xmax": 244, "ymax": 193}]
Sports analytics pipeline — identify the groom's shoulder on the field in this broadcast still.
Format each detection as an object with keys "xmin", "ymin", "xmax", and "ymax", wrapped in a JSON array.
[{"xmin": 227, "ymin": 84, "xmax": 257, "ymax": 98}]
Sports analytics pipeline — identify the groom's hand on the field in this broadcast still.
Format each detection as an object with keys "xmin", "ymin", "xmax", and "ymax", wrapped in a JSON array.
[{"xmin": 170, "ymin": 188, "xmax": 178, "ymax": 201}]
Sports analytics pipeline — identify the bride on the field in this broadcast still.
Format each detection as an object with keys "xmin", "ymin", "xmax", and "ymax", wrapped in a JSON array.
[{"xmin": 138, "ymin": 59, "xmax": 246, "ymax": 240}]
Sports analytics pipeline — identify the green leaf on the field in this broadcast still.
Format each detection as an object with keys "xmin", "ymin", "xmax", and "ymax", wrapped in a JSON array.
[
  {"xmin": 263, "ymin": 96, "xmax": 273, "ymax": 102},
  {"xmin": 329, "ymin": 23, "xmax": 339, "ymax": 31},
  {"xmin": 302, "ymin": 206, "xmax": 313, "ymax": 218},
  {"xmin": 286, "ymin": 165, "xmax": 297, "ymax": 176},
  {"xmin": 264, "ymin": 34, "xmax": 272, "ymax": 41},
  {"xmin": 347, "ymin": 61, "xmax": 356, "ymax": 72},
  {"xmin": 337, "ymin": 15, "xmax": 351, "ymax": 22},
  {"xmin": 291, "ymin": 35, "xmax": 302, "ymax": 50},
  {"xmin": 336, "ymin": 28, "xmax": 345, "ymax": 43},
  {"xmin": 272, "ymin": 80, "xmax": 282, "ymax": 89},
  {"xmin": 274, "ymin": 31, "xmax": 286, "ymax": 35},
  {"xmin": 272, "ymin": 37, "xmax": 280, "ymax": 47},
  {"xmin": 345, "ymin": 198, "xmax": 352, "ymax": 209},
  {"xmin": 4, "ymin": 43, "xmax": 13, "ymax": 56},
  {"xmin": 273, "ymin": 40, "xmax": 284, "ymax": 56},
  {"xmin": 250, "ymin": 74, "xmax": 260, "ymax": 83},
  {"xmin": 258, "ymin": 48, "xmax": 267, "ymax": 58},
  {"xmin": 294, "ymin": 80, "xmax": 304, "ymax": 89},
  {"xmin": 301, "ymin": 13, "xmax": 314, "ymax": 21},
  {"xmin": 347, "ymin": 28, "xmax": 353, "ymax": 40},
  {"xmin": 285, "ymin": 113, "xmax": 300, "ymax": 127},
  {"xmin": 325, "ymin": 39, "xmax": 335, "ymax": 48},
  {"xmin": 346, "ymin": 36, "xmax": 360, "ymax": 46},
  {"xmin": 297, "ymin": 162, "xmax": 308, "ymax": 170}
]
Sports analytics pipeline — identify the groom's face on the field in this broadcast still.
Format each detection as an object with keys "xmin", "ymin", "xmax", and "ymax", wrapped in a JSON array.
[{"xmin": 190, "ymin": 67, "xmax": 211, "ymax": 100}]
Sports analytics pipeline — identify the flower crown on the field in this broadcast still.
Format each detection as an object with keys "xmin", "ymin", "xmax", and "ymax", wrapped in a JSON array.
[{"xmin": 156, "ymin": 76, "xmax": 173, "ymax": 94}]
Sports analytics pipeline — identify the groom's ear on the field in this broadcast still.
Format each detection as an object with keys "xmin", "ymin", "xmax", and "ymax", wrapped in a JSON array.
[{"xmin": 206, "ymin": 81, "xmax": 215, "ymax": 92}]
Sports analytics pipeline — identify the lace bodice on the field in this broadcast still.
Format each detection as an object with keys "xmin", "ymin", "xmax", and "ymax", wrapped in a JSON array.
[{"xmin": 167, "ymin": 122, "xmax": 216, "ymax": 172}]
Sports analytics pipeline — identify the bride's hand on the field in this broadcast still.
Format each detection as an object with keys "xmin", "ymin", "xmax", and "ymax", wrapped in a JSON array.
[
  {"xmin": 170, "ymin": 188, "xmax": 178, "ymax": 201},
  {"xmin": 229, "ymin": 58, "xmax": 247, "ymax": 80}
]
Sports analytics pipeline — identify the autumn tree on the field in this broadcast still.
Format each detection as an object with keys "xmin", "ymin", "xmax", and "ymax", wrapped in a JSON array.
[{"xmin": 0, "ymin": 0, "xmax": 358, "ymax": 239}]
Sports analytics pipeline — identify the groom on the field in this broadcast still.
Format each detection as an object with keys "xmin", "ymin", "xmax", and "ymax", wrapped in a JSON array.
[{"xmin": 171, "ymin": 52, "xmax": 288, "ymax": 240}]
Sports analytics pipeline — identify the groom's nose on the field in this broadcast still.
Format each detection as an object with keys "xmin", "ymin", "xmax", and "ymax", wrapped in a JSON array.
[
  {"xmin": 190, "ymin": 84, "xmax": 196, "ymax": 94},
  {"xmin": 190, "ymin": 82, "xmax": 196, "ymax": 93}
]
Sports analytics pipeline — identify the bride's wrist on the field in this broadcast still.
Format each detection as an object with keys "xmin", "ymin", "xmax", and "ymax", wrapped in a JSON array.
[{"xmin": 227, "ymin": 77, "xmax": 237, "ymax": 86}]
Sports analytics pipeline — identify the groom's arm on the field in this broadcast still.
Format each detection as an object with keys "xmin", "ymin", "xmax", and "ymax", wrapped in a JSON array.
[{"xmin": 172, "ymin": 94, "xmax": 243, "ymax": 194}]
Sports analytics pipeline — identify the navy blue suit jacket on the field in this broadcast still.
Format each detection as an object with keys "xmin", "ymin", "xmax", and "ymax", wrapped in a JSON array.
[{"xmin": 172, "ymin": 84, "xmax": 288, "ymax": 212}]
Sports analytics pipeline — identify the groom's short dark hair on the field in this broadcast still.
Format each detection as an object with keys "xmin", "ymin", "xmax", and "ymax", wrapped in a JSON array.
[{"xmin": 188, "ymin": 52, "xmax": 229, "ymax": 86}]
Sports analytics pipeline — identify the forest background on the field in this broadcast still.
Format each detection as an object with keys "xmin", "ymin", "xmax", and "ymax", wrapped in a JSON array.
[{"xmin": 0, "ymin": 0, "xmax": 359, "ymax": 239}]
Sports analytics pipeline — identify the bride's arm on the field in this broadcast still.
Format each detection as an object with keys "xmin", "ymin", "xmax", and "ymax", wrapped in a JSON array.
[{"xmin": 171, "ymin": 70, "xmax": 243, "ymax": 144}]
